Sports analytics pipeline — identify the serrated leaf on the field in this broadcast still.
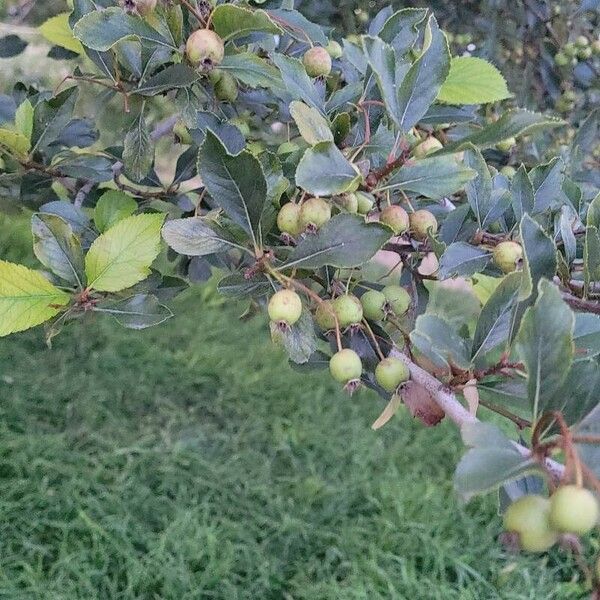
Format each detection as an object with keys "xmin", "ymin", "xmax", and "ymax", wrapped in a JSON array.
[
  {"xmin": 0, "ymin": 260, "xmax": 70, "ymax": 337},
  {"xmin": 197, "ymin": 132, "xmax": 269, "ymax": 247},
  {"xmin": 438, "ymin": 242, "xmax": 491, "ymax": 280},
  {"xmin": 289, "ymin": 101, "xmax": 333, "ymax": 145},
  {"xmin": 123, "ymin": 110, "xmax": 154, "ymax": 183},
  {"xmin": 438, "ymin": 57, "xmax": 511, "ymax": 105},
  {"xmin": 94, "ymin": 190, "xmax": 137, "ymax": 232},
  {"xmin": 530, "ymin": 158, "xmax": 566, "ymax": 213},
  {"xmin": 221, "ymin": 53, "xmax": 285, "ymax": 92},
  {"xmin": 463, "ymin": 145, "xmax": 492, "ymax": 227},
  {"xmin": 211, "ymin": 5, "xmax": 281, "ymax": 41},
  {"xmin": 0, "ymin": 128, "xmax": 30, "ymax": 158},
  {"xmin": 279, "ymin": 214, "xmax": 391, "ymax": 270},
  {"xmin": 85, "ymin": 213, "xmax": 165, "ymax": 292},
  {"xmin": 135, "ymin": 64, "xmax": 200, "ymax": 96},
  {"xmin": 73, "ymin": 7, "xmax": 173, "ymax": 52},
  {"xmin": 31, "ymin": 87, "xmax": 78, "ymax": 154},
  {"xmin": 295, "ymin": 141, "xmax": 361, "ymax": 196},
  {"xmin": 383, "ymin": 156, "xmax": 475, "ymax": 198},
  {"xmin": 94, "ymin": 293, "xmax": 172, "ymax": 330},
  {"xmin": 32, "ymin": 213, "xmax": 85, "ymax": 287},
  {"xmin": 272, "ymin": 54, "xmax": 324, "ymax": 112},
  {"xmin": 270, "ymin": 309, "xmax": 317, "ymax": 364},
  {"xmin": 510, "ymin": 165, "xmax": 534, "ymax": 222},
  {"xmin": 162, "ymin": 217, "xmax": 239, "ymax": 256},
  {"xmin": 39, "ymin": 13, "xmax": 85, "ymax": 54},
  {"xmin": 515, "ymin": 280, "xmax": 574, "ymax": 422}
]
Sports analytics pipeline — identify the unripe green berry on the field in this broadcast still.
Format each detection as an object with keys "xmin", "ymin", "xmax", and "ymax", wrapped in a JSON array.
[
  {"xmin": 268, "ymin": 289, "xmax": 302, "ymax": 326},
  {"xmin": 549, "ymin": 485, "xmax": 599, "ymax": 535},
  {"xmin": 412, "ymin": 136, "xmax": 443, "ymax": 158},
  {"xmin": 409, "ymin": 210, "xmax": 438, "ymax": 240},
  {"xmin": 380, "ymin": 205, "xmax": 409, "ymax": 235},
  {"xmin": 302, "ymin": 46, "xmax": 332, "ymax": 78},
  {"xmin": 554, "ymin": 52, "xmax": 569, "ymax": 66},
  {"xmin": 375, "ymin": 357, "xmax": 410, "ymax": 392},
  {"xmin": 578, "ymin": 46, "xmax": 592, "ymax": 60},
  {"xmin": 214, "ymin": 71, "xmax": 238, "ymax": 102},
  {"xmin": 360, "ymin": 289, "xmax": 387, "ymax": 321},
  {"xmin": 500, "ymin": 166, "xmax": 516, "ymax": 178},
  {"xmin": 299, "ymin": 197, "xmax": 331, "ymax": 230},
  {"xmin": 315, "ymin": 300, "xmax": 337, "ymax": 331},
  {"xmin": 277, "ymin": 203, "xmax": 302, "ymax": 236},
  {"xmin": 495, "ymin": 137, "xmax": 517, "ymax": 153},
  {"xmin": 564, "ymin": 43, "xmax": 578, "ymax": 57},
  {"xmin": 335, "ymin": 193, "xmax": 358, "ymax": 213},
  {"xmin": 382, "ymin": 285, "xmax": 411, "ymax": 316},
  {"xmin": 186, "ymin": 29, "xmax": 225, "ymax": 69},
  {"xmin": 504, "ymin": 495, "xmax": 558, "ymax": 553},
  {"xmin": 493, "ymin": 241, "xmax": 523, "ymax": 274},
  {"xmin": 332, "ymin": 294, "xmax": 363, "ymax": 327},
  {"xmin": 592, "ymin": 40, "xmax": 600, "ymax": 55},
  {"xmin": 329, "ymin": 349, "xmax": 362, "ymax": 383},
  {"xmin": 356, "ymin": 191, "xmax": 374, "ymax": 214},
  {"xmin": 326, "ymin": 40, "xmax": 343, "ymax": 59},
  {"xmin": 576, "ymin": 35, "xmax": 589, "ymax": 48}
]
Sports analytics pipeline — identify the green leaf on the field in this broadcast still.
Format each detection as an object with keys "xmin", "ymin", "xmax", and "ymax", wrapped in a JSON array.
[
  {"xmin": 258, "ymin": 152, "xmax": 288, "ymax": 209},
  {"xmin": 39, "ymin": 13, "xmax": 85, "ymax": 54},
  {"xmin": 221, "ymin": 53, "xmax": 285, "ymax": 92},
  {"xmin": 73, "ymin": 7, "xmax": 173, "ymax": 52},
  {"xmin": 442, "ymin": 109, "xmax": 565, "ymax": 153},
  {"xmin": 197, "ymin": 132, "xmax": 269, "ymax": 248},
  {"xmin": 530, "ymin": 158, "xmax": 565, "ymax": 213},
  {"xmin": 584, "ymin": 193, "xmax": 600, "ymax": 296},
  {"xmin": 575, "ymin": 407, "xmax": 600, "ymax": 478},
  {"xmin": 31, "ymin": 213, "xmax": 85, "ymax": 287},
  {"xmin": 0, "ymin": 260, "xmax": 70, "ymax": 337},
  {"xmin": 438, "ymin": 242, "xmax": 491, "ymax": 280},
  {"xmin": 273, "ymin": 54, "xmax": 324, "ymax": 112},
  {"xmin": 395, "ymin": 15, "xmax": 450, "ymax": 132},
  {"xmin": 94, "ymin": 190, "xmax": 138, "ymax": 232},
  {"xmin": 410, "ymin": 314, "xmax": 471, "ymax": 370},
  {"xmin": 94, "ymin": 293, "xmax": 173, "ymax": 330},
  {"xmin": 162, "ymin": 217, "xmax": 239, "ymax": 256},
  {"xmin": 135, "ymin": 64, "xmax": 200, "ymax": 96},
  {"xmin": 463, "ymin": 145, "xmax": 492, "ymax": 228},
  {"xmin": 383, "ymin": 156, "xmax": 475, "ymax": 199},
  {"xmin": 289, "ymin": 101, "xmax": 333, "ymax": 145},
  {"xmin": 437, "ymin": 57, "xmax": 511, "ymax": 105},
  {"xmin": 123, "ymin": 110, "xmax": 154, "ymax": 183},
  {"xmin": 270, "ymin": 309, "xmax": 317, "ymax": 364},
  {"xmin": 455, "ymin": 422, "xmax": 539, "ymax": 502},
  {"xmin": 211, "ymin": 5, "xmax": 281, "ymax": 41},
  {"xmin": 0, "ymin": 128, "xmax": 30, "ymax": 158},
  {"xmin": 217, "ymin": 273, "xmax": 271, "ymax": 299},
  {"xmin": 31, "ymin": 87, "xmax": 78, "ymax": 154},
  {"xmin": 573, "ymin": 313, "xmax": 600, "ymax": 360},
  {"xmin": 280, "ymin": 214, "xmax": 391, "ymax": 270},
  {"xmin": 14, "ymin": 99, "xmax": 33, "ymax": 141},
  {"xmin": 85, "ymin": 213, "xmax": 165, "ymax": 292},
  {"xmin": 472, "ymin": 272, "xmax": 521, "ymax": 364},
  {"xmin": 510, "ymin": 165, "xmax": 534, "ymax": 222},
  {"xmin": 515, "ymin": 280, "xmax": 574, "ymax": 423},
  {"xmin": 295, "ymin": 142, "xmax": 361, "ymax": 196},
  {"xmin": 379, "ymin": 8, "xmax": 427, "ymax": 51}
]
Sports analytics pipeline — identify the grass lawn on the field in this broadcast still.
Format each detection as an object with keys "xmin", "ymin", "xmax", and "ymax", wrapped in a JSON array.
[{"xmin": 0, "ymin": 217, "xmax": 586, "ymax": 599}]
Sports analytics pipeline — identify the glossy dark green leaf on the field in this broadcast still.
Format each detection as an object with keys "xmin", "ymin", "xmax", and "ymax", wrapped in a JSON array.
[
  {"xmin": 438, "ymin": 242, "xmax": 491, "ymax": 280},
  {"xmin": 211, "ymin": 5, "xmax": 281, "ymax": 41},
  {"xmin": 530, "ymin": 158, "xmax": 566, "ymax": 213},
  {"xmin": 31, "ymin": 87, "xmax": 78, "ymax": 153},
  {"xmin": 95, "ymin": 293, "xmax": 173, "ymax": 329},
  {"xmin": 273, "ymin": 54, "xmax": 324, "ymax": 112},
  {"xmin": 162, "ymin": 217, "xmax": 240, "ymax": 256},
  {"xmin": 123, "ymin": 110, "xmax": 154, "ymax": 183},
  {"xmin": 217, "ymin": 272, "xmax": 271, "ymax": 298},
  {"xmin": 135, "ymin": 64, "xmax": 200, "ymax": 96},
  {"xmin": 221, "ymin": 53, "xmax": 285, "ymax": 92},
  {"xmin": 463, "ymin": 145, "xmax": 492, "ymax": 228},
  {"xmin": 270, "ymin": 309, "xmax": 317, "ymax": 364},
  {"xmin": 510, "ymin": 165, "xmax": 534, "ymax": 222},
  {"xmin": 573, "ymin": 313, "xmax": 600, "ymax": 360}
]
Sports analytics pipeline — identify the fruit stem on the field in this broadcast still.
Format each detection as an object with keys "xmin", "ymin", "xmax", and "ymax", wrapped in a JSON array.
[{"xmin": 362, "ymin": 318, "xmax": 385, "ymax": 361}]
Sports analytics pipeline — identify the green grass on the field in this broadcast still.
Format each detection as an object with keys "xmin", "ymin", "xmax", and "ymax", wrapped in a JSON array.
[{"xmin": 0, "ymin": 217, "xmax": 587, "ymax": 599}]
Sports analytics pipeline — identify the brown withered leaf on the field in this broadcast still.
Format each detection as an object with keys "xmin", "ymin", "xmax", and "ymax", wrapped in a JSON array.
[{"xmin": 401, "ymin": 381, "xmax": 445, "ymax": 426}]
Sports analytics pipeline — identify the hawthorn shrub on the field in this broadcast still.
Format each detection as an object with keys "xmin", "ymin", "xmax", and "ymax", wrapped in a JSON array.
[{"xmin": 1, "ymin": 0, "xmax": 600, "ymax": 590}]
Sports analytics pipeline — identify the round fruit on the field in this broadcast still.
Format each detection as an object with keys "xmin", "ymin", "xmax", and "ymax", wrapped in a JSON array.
[
  {"xmin": 576, "ymin": 35, "xmax": 589, "ymax": 48},
  {"xmin": 564, "ymin": 42, "xmax": 578, "ymax": 57},
  {"xmin": 186, "ymin": 29, "xmax": 225, "ymax": 69},
  {"xmin": 578, "ymin": 46, "xmax": 592, "ymax": 60},
  {"xmin": 315, "ymin": 300, "xmax": 337, "ymax": 331},
  {"xmin": 277, "ymin": 203, "xmax": 302, "ymax": 236},
  {"xmin": 302, "ymin": 46, "xmax": 332, "ymax": 77},
  {"xmin": 592, "ymin": 40, "xmax": 600, "ymax": 56},
  {"xmin": 135, "ymin": 0, "xmax": 157, "ymax": 16},
  {"xmin": 549, "ymin": 485, "xmax": 599, "ymax": 535},
  {"xmin": 326, "ymin": 40, "xmax": 343, "ymax": 59},
  {"xmin": 299, "ymin": 197, "xmax": 331, "ymax": 230},
  {"xmin": 409, "ymin": 210, "xmax": 438, "ymax": 240},
  {"xmin": 412, "ymin": 137, "xmax": 443, "ymax": 158},
  {"xmin": 173, "ymin": 121, "xmax": 192, "ymax": 145},
  {"xmin": 356, "ymin": 191, "xmax": 375, "ymax": 214},
  {"xmin": 375, "ymin": 357, "xmax": 410, "ymax": 392},
  {"xmin": 360, "ymin": 289, "xmax": 386, "ymax": 321},
  {"xmin": 214, "ymin": 71, "xmax": 238, "ymax": 102},
  {"xmin": 382, "ymin": 285, "xmax": 411, "ymax": 316},
  {"xmin": 504, "ymin": 495, "xmax": 558, "ymax": 553},
  {"xmin": 336, "ymin": 193, "xmax": 358, "ymax": 213},
  {"xmin": 268, "ymin": 289, "xmax": 302, "ymax": 326},
  {"xmin": 500, "ymin": 166, "xmax": 516, "ymax": 178},
  {"xmin": 380, "ymin": 205, "xmax": 409, "ymax": 235},
  {"xmin": 332, "ymin": 294, "xmax": 363, "ymax": 327},
  {"xmin": 554, "ymin": 52, "xmax": 569, "ymax": 67},
  {"xmin": 493, "ymin": 241, "xmax": 523, "ymax": 274},
  {"xmin": 496, "ymin": 137, "xmax": 517, "ymax": 153},
  {"xmin": 329, "ymin": 349, "xmax": 362, "ymax": 383}
]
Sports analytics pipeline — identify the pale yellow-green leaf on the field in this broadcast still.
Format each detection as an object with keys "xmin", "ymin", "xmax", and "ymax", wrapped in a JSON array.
[
  {"xmin": 85, "ymin": 213, "xmax": 166, "ymax": 292},
  {"xmin": 14, "ymin": 99, "xmax": 33, "ymax": 141},
  {"xmin": 0, "ymin": 128, "xmax": 31, "ymax": 157},
  {"xmin": 0, "ymin": 260, "xmax": 70, "ymax": 337},
  {"xmin": 289, "ymin": 101, "xmax": 333, "ymax": 145},
  {"xmin": 471, "ymin": 273, "xmax": 502, "ymax": 304},
  {"xmin": 437, "ymin": 57, "xmax": 511, "ymax": 105},
  {"xmin": 39, "ymin": 13, "xmax": 85, "ymax": 54}
]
